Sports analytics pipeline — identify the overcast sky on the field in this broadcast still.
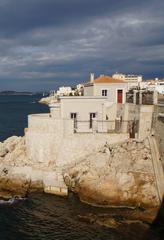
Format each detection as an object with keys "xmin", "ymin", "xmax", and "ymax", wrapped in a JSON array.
[{"xmin": 0, "ymin": 0, "xmax": 164, "ymax": 91}]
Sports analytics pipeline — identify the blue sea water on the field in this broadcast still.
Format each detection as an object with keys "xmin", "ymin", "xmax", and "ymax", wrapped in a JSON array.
[
  {"xmin": 0, "ymin": 95, "xmax": 48, "ymax": 141},
  {"xmin": 0, "ymin": 95, "xmax": 163, "ymax": 240}
]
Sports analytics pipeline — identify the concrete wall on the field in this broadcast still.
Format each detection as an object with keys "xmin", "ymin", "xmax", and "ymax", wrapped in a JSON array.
[
  {"xmin": 26, "ymin": 103, "xmax": 152, "ymax": 168},
  {"xmin": 148, "ymin": 136, "xmax": 164, "ymax": 203},
  {"xmin": 116, "ymin": 103, "xmax": 140, "ymax": 134},
  {"xmin": 138, "ymin": 105, "xmax": 154, "ymax": 140},
  {"xmin": 26, "ymin": 113, "xmax": 129, "ymax": 168},
  {"xmin": 84, "ymin": 86, "xmax": 94, "ymax": 96},
  {"xmin": 26, "ymin": 114, "xmax": 64, "ymax": 167},
  {"xmin": 60, "ymin": 97, "xmax": 108, "ymax": 121},
  {"xmin": 56, "ymin": 133, "xmax": 129, "ymax": 167},
  {"xmin": 59, "ymin": 98, "xmax": 129, "ymax": 133},
  {"xmin": 153, "ymin": 105, "xmax": 164, "ymax": 165}
]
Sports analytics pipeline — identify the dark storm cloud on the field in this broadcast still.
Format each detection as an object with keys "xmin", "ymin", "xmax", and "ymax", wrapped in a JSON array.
[
  {"xmin": 0, "ymin": 0, "xmax": 147, "ymax": 36},
  {"xmin": 0, "ymin": 0, "xmax": 164, "ymax": 90}
]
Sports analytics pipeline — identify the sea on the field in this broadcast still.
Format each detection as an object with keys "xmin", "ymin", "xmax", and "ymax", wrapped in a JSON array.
[{"xmin": 0, "ymin": 95, "xmax": 163, "ymax": 240}]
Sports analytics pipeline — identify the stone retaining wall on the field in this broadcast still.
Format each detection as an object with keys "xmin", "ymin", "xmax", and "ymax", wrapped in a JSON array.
[
  {"xmin": 153, "ymin": 105, "xmax": 164, "ymax": 165},
  {"xmin": 26, "ymin": 114, "xmax": 129, "ymax": 168}
]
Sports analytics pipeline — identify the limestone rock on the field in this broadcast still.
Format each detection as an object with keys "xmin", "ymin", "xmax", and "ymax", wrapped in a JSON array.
[
  {"xmin": 0, "ymin": 143, "xmax": 8, "ymax": 157},
  {"xmin": 0, "ymin": 176, "xmax": 30, "ymax": 199},
  {"xmin": 65, "ymin": 138, "xmax": 159, "ymax": 209},
  {"xmin": 39, "ymin": 97, "xmax": 51, "ymax": 105},
  {"xmin": 3, "ymin": 136, "xmax": 22, "ymax": 153}
]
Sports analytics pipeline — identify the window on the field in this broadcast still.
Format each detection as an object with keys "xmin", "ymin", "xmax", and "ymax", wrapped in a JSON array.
[
  {"xmin": 70, "ymin": 113, "xmax": 77, "ymax": 119},
  {"xmin": 70, "ymin": 113, "xmax": 77, "ymax": 129},
  {"xmin": 102, "ymin": 89, "xmax": 107, "ymax": 96},
  {"xmin": 89, "ymin": 112, "xmax": 96, "ymax": 128}
]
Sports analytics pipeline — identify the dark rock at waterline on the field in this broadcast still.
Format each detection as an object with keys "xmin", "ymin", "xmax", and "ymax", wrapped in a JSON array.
[{"xmin": 0, "ymin": 177, "xmax": 30, "ymax": 199}]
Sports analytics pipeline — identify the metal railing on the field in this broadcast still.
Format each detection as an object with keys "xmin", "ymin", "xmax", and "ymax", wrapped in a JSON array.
[{"xmin": 73, "ymin": 119, "xmax": 138, "ymax": 135}]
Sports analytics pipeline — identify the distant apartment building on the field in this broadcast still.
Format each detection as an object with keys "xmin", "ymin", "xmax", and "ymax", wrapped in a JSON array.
[{"xmin": 112, "ymin": 73, "xmax": 142, "ymax": 90}]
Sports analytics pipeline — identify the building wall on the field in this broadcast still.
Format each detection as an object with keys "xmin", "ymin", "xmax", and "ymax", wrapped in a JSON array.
[
  {"xmin": 60, "ymin": 97, "xmax": 108, "ymax": 121},
  {"xmin": 26, "ymin": 114, "xmax": 65, "ymax": 167},
  {"xmin": 84, "ymin": 86, "xmax": 94, "ymax": 96},
  {"xmin": 93, "ymin": 83, "xmax": 128, "ymax": 103},
  {"xmin": 153, "ymin": 105, "xmax": 164, "ymax": 165},
  {"xmin": 138, "ymin": 105, "xmax": 154, "ymax": 140}
]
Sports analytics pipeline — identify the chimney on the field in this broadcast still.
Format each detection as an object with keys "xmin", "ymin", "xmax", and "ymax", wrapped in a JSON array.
[{"xmin": 90, "ymin": 73, "xmax": 94, "ymax": 83}]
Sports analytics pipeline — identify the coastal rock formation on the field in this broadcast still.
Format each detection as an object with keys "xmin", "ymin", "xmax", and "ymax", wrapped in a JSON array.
[
  {"xmin": 0, "ymin": 136, "xmax": 30, "ymax": 199},
  {"xmin": 39, "ymin": 96, "xmax": 52, "ymax": 105},
  {"xmin": 64, "ymin": 139, "xmax": 160, "ymax": 209},
  {"xmin": 0, "ymin": 134, "xmax": 161, "ymax": 219},
  {"xmin": 0, "ymin": 136, "xmax": 66, "ymax": 199},
  {"xmin": 0, "ymin": 136, "xmax": 28, "ymax": 166},
  {"xmin": 0, "ymin": 136, "xmax": 43, "ymax": 199}
]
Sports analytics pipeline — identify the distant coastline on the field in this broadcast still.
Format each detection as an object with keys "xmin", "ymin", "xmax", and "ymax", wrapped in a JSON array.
[{"xmin": 0, "ymin": 91, "xmax": 37, "ymax": 96}]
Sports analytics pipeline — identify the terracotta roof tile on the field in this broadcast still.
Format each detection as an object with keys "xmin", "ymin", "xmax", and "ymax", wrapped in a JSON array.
[
  {"xmin": 94, "ymin": 75, "xmax": 126, "ymax": 84},
  {"xmin": 83, "ymin": 75, "xmax": 126, "ymax": 86}
]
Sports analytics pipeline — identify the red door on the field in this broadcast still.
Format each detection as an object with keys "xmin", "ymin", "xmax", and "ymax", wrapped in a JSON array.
[{"xmin": 117, "ymin": 90, "xmax": 123, "ymax": 103}]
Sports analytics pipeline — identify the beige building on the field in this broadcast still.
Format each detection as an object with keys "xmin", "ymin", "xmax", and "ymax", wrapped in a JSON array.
[
  {"xmin": 25, "ymin": 73, "xmax": 154, "ymax": 168},
  {"xmin": 50, "ymin": 96, "xmax": 125, "ymax": 134},
  {"xmin": 26, "ymin": 96, "xmax": 153, "ymax": 168},
  {"xmin": 84, "ymin": 74, "xmax": 128, "ymax": 104},
  {"xmin": 112, "ymin": 73, "xmax": 142, "ymax": 90}
]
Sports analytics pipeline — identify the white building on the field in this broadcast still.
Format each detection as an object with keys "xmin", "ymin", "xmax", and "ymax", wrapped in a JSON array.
[
  {"xmin": 50, "ymin": 96, "xmax": 122, "ymax": 133},
  {"xmin": 139, "ymin": 79, "xmax": 164, "ymax": 93},
  {"xmin": 155, "ymin": 81, "xmax": 164, "ymax": 94},
  {"xmin": 112, "ymin": 73, "xmax": 142, "ymax": 90},
  {"xmin": 84, "ymin": 74, "xmax": 128, "ymax": 104},
  {"xmin": 56, "ymin": 86, "xmax": 74, "ymax": 96}
]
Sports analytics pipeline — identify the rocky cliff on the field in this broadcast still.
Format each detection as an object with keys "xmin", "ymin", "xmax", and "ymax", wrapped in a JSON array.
[
  {"xmin": 0, "ymin": 136, "xmax": 44, "ymax": 200},
  {"xmin": 0, "ymin": 135, "xmax": 161, "ymax": 221},
  {"xmin": 64, "ymin": 139, "xmax": 160, "ymax": 210}
]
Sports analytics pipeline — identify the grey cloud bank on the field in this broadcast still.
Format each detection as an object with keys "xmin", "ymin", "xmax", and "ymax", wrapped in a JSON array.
[{"xmin": 0, "ymin": 0, "xmax": 164, "ymax": 91}]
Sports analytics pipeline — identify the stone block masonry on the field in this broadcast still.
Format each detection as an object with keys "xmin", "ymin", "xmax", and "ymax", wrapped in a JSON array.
[{"xmin": 26, "ymin": 114, "xmax": 129, "ymax": 167}]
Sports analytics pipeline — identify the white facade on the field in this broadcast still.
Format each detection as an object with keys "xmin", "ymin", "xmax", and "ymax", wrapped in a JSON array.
[
  {"xmin": 93, "ymin": 83, "xmax": 127, "ymax": 103},
  {"xmin": 50, "ymin": 96, "xmax": 119, "ymax": 133}
]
